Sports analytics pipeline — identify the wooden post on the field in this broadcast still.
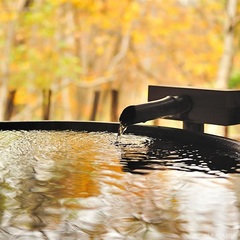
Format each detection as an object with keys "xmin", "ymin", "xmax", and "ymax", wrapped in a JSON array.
[
  {"xmin": 153, "ymin": 119, "xmax": 160, "ymax": 126},
  {"xmin": 4, "ymin": 89, "xmax": 16, "ymax": 120},
  {"xmin": 224, "ymin": 126, "xmax": 229, "ymax": 138},
  {"xmin": 42, "ymin": 89, "xmax": 52, "ymax": 120},
  {"xmin": 111, "ymin": 89, "xmax": 119, "ymax": 122},
  {"xmin": 90, "ymin": 91, "xmax": 100, "ymax": 121}
]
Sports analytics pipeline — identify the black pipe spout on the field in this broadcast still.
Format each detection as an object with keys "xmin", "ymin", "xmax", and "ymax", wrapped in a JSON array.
[{"xmin": 119, "ymin": 95, "xmax": 192, "ymax": 127}]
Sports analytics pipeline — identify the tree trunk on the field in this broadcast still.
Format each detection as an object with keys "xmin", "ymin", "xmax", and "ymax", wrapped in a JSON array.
[
  {"xmin": 61, "ymin": 80, "xmax": 72, "ymax": 120},
  {"xmin": 214, "ymin": 0, "xmax": 238, "ymax": 137},
  {"xmin": 0, "ymin": 20, "xmax": 15, "ymax": 120},
  {"xmin": 111, "ymin": 89, "xmax": 119, "ymax": 122},
  {"xmin": 4, "ymin": 90, "xmax": 16, "ymax": 120},
  {"xmin": 90, "ymin": 91, "xmax": 100, "ymax": 121},
  {"xmin": 42, "ymin": 89, "xmax": 52, "ymax": 120},
  {"xmin": 215, "ymin": 0, "xmax": 238, "ymax": 89}
]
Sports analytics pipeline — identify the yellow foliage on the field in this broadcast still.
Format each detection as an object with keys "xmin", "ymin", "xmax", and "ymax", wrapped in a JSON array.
[
  {"xmin": 0, "ymin": 0, "xmax": 234, "ymax": 120},
  {"xmin": 123, "ymin": 2, "xmax": 140, "ymax": 22},
  {"xmin": 14, "ymin": 88, "xmax": 35, "ymax": 105},
  {"xmin": 0, "ymin": 12, "xmax": 17, "ymax": 22},
  {"xmin": 132, "ymin": 31, "xmax": 146, "ymax": 44},
  {"xmin": 96, "ymin": 46, "xmax": 104, "ymax": 55}
]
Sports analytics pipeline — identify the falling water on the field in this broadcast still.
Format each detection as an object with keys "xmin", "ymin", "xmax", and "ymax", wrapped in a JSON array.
[{"xmin": 117, "ymin": 122, "xmax": 128, "ymax": 141}]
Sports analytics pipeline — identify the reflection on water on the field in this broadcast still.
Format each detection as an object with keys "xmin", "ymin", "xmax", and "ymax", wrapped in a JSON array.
[{"xmin": 0, "ymin": 130, "xmax": 239, "ymax": 239}]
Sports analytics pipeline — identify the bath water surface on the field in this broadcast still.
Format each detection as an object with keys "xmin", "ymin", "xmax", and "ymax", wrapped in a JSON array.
[{"xmin": 0, "ymin": 130, "xmax": 239, "ymax": 239}]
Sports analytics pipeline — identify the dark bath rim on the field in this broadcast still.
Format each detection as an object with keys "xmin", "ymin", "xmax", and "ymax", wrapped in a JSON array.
[{"xmin": 0, "ymin": 120, "xmax": 238, "ymax": 152}]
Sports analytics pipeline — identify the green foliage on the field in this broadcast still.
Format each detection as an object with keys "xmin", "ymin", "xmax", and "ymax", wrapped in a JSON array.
[
  {"xmin": 3, "ymin": 1, "xmax": 82, "ymax": 90},
  {"xmin": 0, "ymin": 0, "xmax": 239, "ymax": 120},
  {"xmin": 228, "ymin": 71, "xmax": 240, "ymax": 89}
]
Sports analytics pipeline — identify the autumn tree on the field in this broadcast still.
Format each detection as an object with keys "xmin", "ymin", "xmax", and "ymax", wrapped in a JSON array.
[
  {"xmin": 216, "ymin": 0, "xmax": 239, "ymax": 89},
  {"xmin": 0, "ymin": 0, "xmax": 227, "ymax": 121}
]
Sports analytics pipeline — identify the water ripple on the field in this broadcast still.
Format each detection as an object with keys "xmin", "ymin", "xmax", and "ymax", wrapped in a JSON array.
[{"xmin": 0, "ymin": 130, "xmax": 238, "ymax": 239}]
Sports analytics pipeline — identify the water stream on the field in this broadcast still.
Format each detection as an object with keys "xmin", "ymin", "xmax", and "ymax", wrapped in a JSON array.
[
  {"xmin": 117, "ymin": 122, "xmax": 128, "ymax": 140},
  {"xmin": 0, "ymin": 130, "xmax": 239, "ymax": 239}
]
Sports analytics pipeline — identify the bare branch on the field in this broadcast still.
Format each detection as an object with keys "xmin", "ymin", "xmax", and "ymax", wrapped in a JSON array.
[
  {"xmin": 108, "ymin": 30, "xmax": 131, "ymax": 72},
  {"xmin": 77, "ymin": 76, "xmax": 115, "ymax": 88},
  {"xmin": 231, "ymin": 15, "xmax": 240, "ymax": 29}
]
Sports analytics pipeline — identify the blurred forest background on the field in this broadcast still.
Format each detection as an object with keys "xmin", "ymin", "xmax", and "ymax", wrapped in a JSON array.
[{"xmin": 1, "ymin": 0, "xmax": 240, "ymax": 136}]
